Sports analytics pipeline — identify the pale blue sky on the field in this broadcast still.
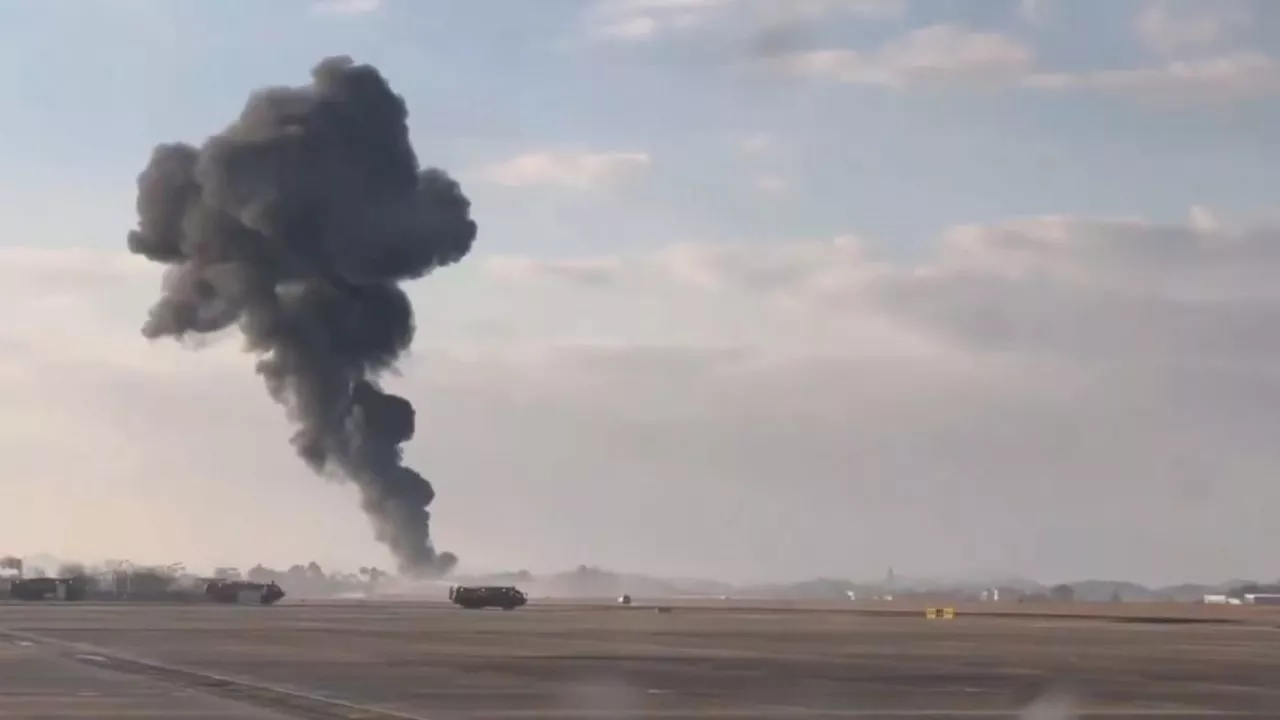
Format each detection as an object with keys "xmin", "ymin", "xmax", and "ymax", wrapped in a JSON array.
[
  {"xmin": 2, "ymin": 0, "xmax": 1277, "ymax": 262},
  {"xmin": 3, "ymin": 0, "xmax": 1280, "ymax": 582}
]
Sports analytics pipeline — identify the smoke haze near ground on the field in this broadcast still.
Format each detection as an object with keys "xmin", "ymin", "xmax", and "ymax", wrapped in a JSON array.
[{"xmin": 125, "ymin": 56, "xmax": 477, "ymax": 577}]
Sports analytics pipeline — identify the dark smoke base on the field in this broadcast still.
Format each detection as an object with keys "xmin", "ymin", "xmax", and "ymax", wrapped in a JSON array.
[{"xmin": 126, "ymin": 56, "xmax": 476, "ymax": 577}]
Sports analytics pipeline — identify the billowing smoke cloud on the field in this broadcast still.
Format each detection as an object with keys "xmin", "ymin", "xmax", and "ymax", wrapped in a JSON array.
[{"xmin": 125, "ymin": 56, "xmax": 477, "ymax": 577}]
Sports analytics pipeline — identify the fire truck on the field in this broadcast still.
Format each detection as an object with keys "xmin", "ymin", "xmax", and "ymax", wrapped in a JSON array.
[
  {"xmin": 448, "ymin": 585, "xmax": 527, "ymax": 610},
  {"xmin": 203, "ymin": 579, "xmax": 286, "ymax": 605}
]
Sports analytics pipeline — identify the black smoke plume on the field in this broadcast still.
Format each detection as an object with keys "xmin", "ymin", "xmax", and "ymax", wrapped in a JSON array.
[{"xmin": 126, "ymin": 56, "xmax": 476, "ymax": 577}]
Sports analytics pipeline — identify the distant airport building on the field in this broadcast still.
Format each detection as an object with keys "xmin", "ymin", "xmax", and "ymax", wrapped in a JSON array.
[
  {"xmin": 0, "ymin": 557, "xmax": 22, "ymax": 595},
  {"xmin": 1243, "ymin": 593, "xmax": 1280, "ymax": 606},
  {"xmin": 1203, "ymin": 594, "xmax": 1242, "ymax": 605}
]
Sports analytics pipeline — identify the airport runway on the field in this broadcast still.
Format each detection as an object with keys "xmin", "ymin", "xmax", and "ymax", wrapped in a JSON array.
[
  {"xmin": 2, "ymin": 601, "xmax": 1280, "ymax": 718},
  {"xmin": 0, "ymin": 631, "xmax": 290, "ymax": 718}
]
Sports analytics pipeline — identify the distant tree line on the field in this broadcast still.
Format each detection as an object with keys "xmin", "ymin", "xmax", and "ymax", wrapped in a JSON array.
[
  {"xmin": 227, "ymin": 562, "xmax": 391, "ymax": 596},
  {"xmin": 0, "ymin": 557, "xmax": 394, "ymax": 599},
  {"xmin": 7, "ymin": 554, "xmax": 1280, "ymax": 604}
]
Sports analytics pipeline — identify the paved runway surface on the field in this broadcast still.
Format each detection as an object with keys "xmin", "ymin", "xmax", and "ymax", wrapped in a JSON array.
[
  {"xmin": 3, "ymin": 601, "xmax": 1280, "ymax": 718},
  {"xmin": 0, "ymin": 632, "xmax": 289, "ymax": 719}
]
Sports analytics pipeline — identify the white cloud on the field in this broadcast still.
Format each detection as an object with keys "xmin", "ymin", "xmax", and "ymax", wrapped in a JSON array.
[
  {"xmin": 739, "ymin": 132, "xmax": 776, "ymax": 155},
  {"xmin": 598, "ymin": 14, "xmax": 662, "ymax": 40},
  {"xmin": 7, "ymin": 209, "xmax": 1280, "ymax": 583},
  {"xmin": 753, "ymin": 174, "xmax": 789, "ymax": 194},
  {"xmin": 603, "ymin": 0, "xmax": 728, "ymax": 11},
  {"xmin": 469, "ymin": 211, "xmax": 1280, "ymax": 581},
  {"xmin": 1188, "ymin": 205, "xmax": 1219, "ymax": 233},
  {"xmin": 753, "ymin": 0, "xmax": 905, "ymax": 22},
  {"xmin": 1018, "ymin": 0, "xmax": 1056, "ymax": 27},
  {"xmin": 589, "ymin": 0, "xmax": 1274, "ymax": 105},
  {"xmin": 1027, "ymin": 52, "xmax": 1280, "ymax": 104},
  {"xmin": 736, "ymin": 134, "xmax": 790, "ymax": 194},
  {"xmin": 1134, "ymin": 0, "xmax": 1252, "ymax": 56},
  {"xmin": 763, "ymin": 22, "xmax": 1280, "ymax": 103},
  {"xmin": 771, "ymin": 24, "xmax": 1035, "ymax": 88},
  {"xmin": 475, "ymin": 151, "xmax": 652, "ymax": 190},
  {"xmin": 590, "ymin": 0, "xmax": 730, "ymax": 41},
  {"xmin": 484, "ymin": 255, "xmax": 626, "ymax": 287},
  {"xmin": 588, "ymin": 0, "xmax": 903, "ymax": 43},
  {"xmin": 310, "ymin": 0, "xmax": 380, "ymax": 15}
]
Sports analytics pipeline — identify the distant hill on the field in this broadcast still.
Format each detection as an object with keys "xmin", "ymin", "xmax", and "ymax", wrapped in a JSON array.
[
  {"xmin": 1155, "ymin": 583, "xmax": 1227, "ymax": 602},
  {"xmin": 455, "ymin": 567, "xmax": 1275, "ymax": 604}
]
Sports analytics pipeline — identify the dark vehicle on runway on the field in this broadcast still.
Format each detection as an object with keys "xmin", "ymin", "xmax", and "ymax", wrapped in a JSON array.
[
  {"xmin": 449, "ymin": 585, "xmax": 527, "ymax": 610},
  {"xmin": 9, "ymin": 576, "xmax": 88, "ymax": 601},
  {"xmin": 204, "ymin": 579, "xmax": 286, "ymax": 605}
]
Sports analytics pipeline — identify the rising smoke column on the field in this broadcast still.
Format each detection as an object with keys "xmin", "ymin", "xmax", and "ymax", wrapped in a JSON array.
[{"xmin": 125, "ymin": 56, "xmax": 477, "ymax": 576}]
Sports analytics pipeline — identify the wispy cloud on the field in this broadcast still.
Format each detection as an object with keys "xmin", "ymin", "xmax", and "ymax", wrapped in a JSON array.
[
  {"xmin": 762, "ymin": 22, "xmax": 1280, "ymax": 104},
  {"xmin": 591, "ymin": 0, "xmax": 729, "ymax": 41},
  {"xmin": 768, "ymin": 25, "xmax": 1034, "ymax": 88},
  {"xmin": 598, "ymin": 14, "xmax": 663, "ymax": 40},
  {"xmin": 753, "ymin": 174, "xmax": 789, "ymax": 194},
  {"xmin": 588, "ymin": 0, "xmax": 903, "ymax": 43},
  {"xmin": 476, "ymin": 151, "xmax": 652, "ymax": 189},
  {"xmin": 8, "ymin": 208, "xmax": 1280, "ymax": 579},
  {"xmin": 310, "ymin": 0, "xmax": 381, "ymax": 16},
  {"xmin": 1028, "ymin": 51, "xmax": 1280, "ymax": 104},
  {"xmin": 738, "ymin": 132, "xmax": 776, "ymax": 155},
  {"xmin": 1134, "ymin": 0, "xmax": 1252, "ymax": 56},
  {"xmin": 1018, "ymin": 0, "xmax": 1057, "ymax": 27}
]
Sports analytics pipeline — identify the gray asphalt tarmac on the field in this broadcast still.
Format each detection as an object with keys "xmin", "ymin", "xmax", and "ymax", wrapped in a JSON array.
[
  {"xmin": 0, "ymin": 632, "xmax": 289, "ymax": 719},
  {"xmin": 2, "ymin": 601, "xmax": 1279, "ymax": 719}
]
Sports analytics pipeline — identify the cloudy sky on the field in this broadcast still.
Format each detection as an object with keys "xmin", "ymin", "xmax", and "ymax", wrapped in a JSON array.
[{"xmin": 1, "ymin": 0, "xmax": 1278, "ymax": 585}]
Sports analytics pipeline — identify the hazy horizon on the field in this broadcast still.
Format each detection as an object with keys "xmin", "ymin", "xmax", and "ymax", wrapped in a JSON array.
[
  {"xmin": 1, "ymin": 0, "xmax": 1279, "ymax": 587},
  {"xmin": 8, "ymin": 551, "xmax": 1270, "ymax": 591}
]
